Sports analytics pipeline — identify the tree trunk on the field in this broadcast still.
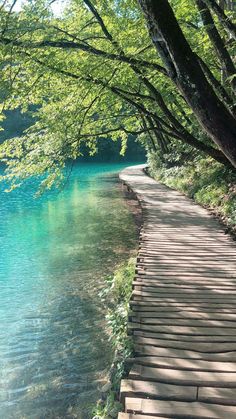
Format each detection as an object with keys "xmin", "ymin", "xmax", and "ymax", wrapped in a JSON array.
[
  {"xmin": 203, "ymin": 0, "xmax": 236, "ymax": 39},
  {"xmin": 138, "ymin": 0, "xmax": 236, "ymax": 169},
  {"xmin": 196, "ymin": 0, "xmax": 236, "ymax": 93}
]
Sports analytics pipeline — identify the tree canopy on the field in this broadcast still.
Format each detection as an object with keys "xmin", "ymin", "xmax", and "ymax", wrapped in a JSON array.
[{"xmin": 0, "ymin": 0, "xmax": 235, "ymax": 190}]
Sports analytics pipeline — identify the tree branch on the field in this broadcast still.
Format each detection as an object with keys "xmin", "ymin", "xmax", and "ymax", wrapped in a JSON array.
[
  {"xmin": 0, "ymin": 36, "xmax": 167, "ymax": 75},
  {"xmin": 19, "ymin": 48, "xmax": 233, "ymax": 168}
]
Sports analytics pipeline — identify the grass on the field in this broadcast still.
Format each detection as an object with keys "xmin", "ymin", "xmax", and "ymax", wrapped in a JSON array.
[
  {"xmin": 92, "ymin": 257, "xmax": 136, "ymax": 419},
  {"xmin": 148, "ymin": 154, "xmax": 236, "ymax": 234}
]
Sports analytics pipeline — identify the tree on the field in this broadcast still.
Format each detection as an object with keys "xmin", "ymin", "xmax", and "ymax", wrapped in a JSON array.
[
  {"xmin": 0, "ymin": 0, "xmax": 235, "ymax": 190},
  {"xmin": 138, "ymin": 0, "xmax": 236, "ymax": 167}
]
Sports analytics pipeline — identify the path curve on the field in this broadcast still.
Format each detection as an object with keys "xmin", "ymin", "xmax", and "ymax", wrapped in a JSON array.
[{"xmin": 118, "ymin": 164, "xmax": 236, "ymax": 419}]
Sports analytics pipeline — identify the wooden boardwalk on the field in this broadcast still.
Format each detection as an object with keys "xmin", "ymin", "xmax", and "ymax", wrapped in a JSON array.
[{"xmin": 118, "ymin": 165, "xmax": 236, "ymax": 419}]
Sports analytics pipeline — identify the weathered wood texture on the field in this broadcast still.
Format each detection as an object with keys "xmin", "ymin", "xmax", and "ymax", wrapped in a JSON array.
[{"xmin": 118, "ymin": 165, "xmax": 236, "ymax": 418}]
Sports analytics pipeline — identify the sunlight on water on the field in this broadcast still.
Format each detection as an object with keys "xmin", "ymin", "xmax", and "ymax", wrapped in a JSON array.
[{"xmin": 0, "ymin": 162, "xmax": 139, "ymax": 419}]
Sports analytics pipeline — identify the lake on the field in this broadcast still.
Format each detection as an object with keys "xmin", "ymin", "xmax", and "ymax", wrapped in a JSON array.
[{"xmin": 0, "ymin": 162, "xmax": 139, "ymax": 418}]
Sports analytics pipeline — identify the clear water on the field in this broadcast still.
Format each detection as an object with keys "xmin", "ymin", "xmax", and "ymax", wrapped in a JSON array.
[{"xmin": 0, "ymin": 162, "xmax": 139, "ymax": 419}]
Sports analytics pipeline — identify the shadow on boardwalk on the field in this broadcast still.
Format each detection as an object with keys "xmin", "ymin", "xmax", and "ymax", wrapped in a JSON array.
[{"xmin": 118, "ymin": 165, "xmax": 236, "ymax": 419}]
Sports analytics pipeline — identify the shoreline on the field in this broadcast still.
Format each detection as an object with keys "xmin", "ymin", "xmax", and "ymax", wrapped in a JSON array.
[{"xmin": 92, "ymin": 170, "xmax": 143, "ymax": 419}]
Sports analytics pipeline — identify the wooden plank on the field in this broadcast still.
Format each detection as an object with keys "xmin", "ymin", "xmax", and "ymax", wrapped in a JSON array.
[
  {"xmin": 139, "ymin": 236, "xmax": 231, "ymax": 241},
  {"xmin": 133, "ymin": 279, "xmax": 236, "ymax": 286},
  {"xmin": 125, "ymin": 398, "xmax": 236, "ymax": 418},
  {"xmin": 140, "ymin": 237, "xmax": 231, "ymax": 241},
  {"xmin": 136, "ymin": 277, "xmax": 236, "ymax": 283},
  {"xmin": 140, "ymin": 240, "xmax": 235, "ymax": 243},
  {"xmin": 138, "ymin": 257, "xmax": 236, "ymax": 262},
  {"xmin": 129, "ymin": 323, "xmax": 236, "ymax": 336},
  {"xmin": 132, "ymin": 290, "xmax": 236, "ymax": 299},
  {"xmin": 134, "ymin": 336, "xmax": 236, "ymax": 352},
  {"xmin": 131, "ymin": 317, "xmax": 236, "ymax": 327},
  {"xmin": 133, "ymin": 286, "xmax": 236, "ymax": 295},
  {"xmin": 136, "ymin": 269, "xmax": 236, "ymax": 274},
  {"xmin": 137, "ymin": 256, "xmax": 236, "ymax": 261},
  {"xmin": 134, "ymin": 279, "xmax": 225, "ymax": 284},
  {"xmin": 141, "ymin": 234, "xmax": 231, "ymax": 238},
  {"xmin": 120, "ymin": 379, "xmax": 197, "ymax": 403},
  {"xmin": 132, "ymin": 295, "xmax": 236, "ymax": 303},
  {"xmin": 133, "ymin": 330, "xmax": 236, "ymax": 342},
  {"xmin": 132, "ymin": 290, "xmax": 236, "ymax": 298},
  {"xmin": 139, "ymin": 241, "xmax": 236, "ymax": 246},
  {"xmin": 140, "ymin": 236, "xmax": 232, "ymax": 239},
  {"xmin": 126, "ymin": 356, "xmax": 236, "ymax": 372},
  {"xmin": 118, "ymin": 414, "xmax": 166, "ymax": 419},
  {"xmin": 139, "ymin": 241, "xmax": 234, "ymax": 246},
  {"xmin": 131, "ymin": 311, "xmax": 236, "ymax": 320},
  {"xmin": 137, "ymin": 259, "xmax": 236, "ymax": 265},
  {"xmin": 129, "ymin": 364, "xmax": 236, "ymax": 387},
  {"xmin": 138, "ymin": 254, "xmax": 236, "ymax": 259},
  {"xmin": 133, "ymin": 281, "xmax": 236, "ymax": 289},
  {"xmin": 137, "ymin": 264, "xmax": 236, "ymax": 270},
  {"xmin": 137, "ymin": 267, "xmax": 236, "ymax": 273},
  {"xmin": 137, "ymin": 273, "xmax": 236, "ymax": 278},
  {"xmin": 139, "ymin": 243, "xmax": 236, "ymax": 247},
  {"xmin": 136, "ymin": 276, "xmax": 236, "ymax": 282},
  {"xmin": 130, "ymin": 303, "xmax": 236, "ymax": 312},
  {"xmin": 134, "ymin": 344, "xmax": 236, "ymax": 360},
  {"xmin": 130, "ymin": 300, "xmax": 236, "ymax": 311},
  {"xmin": 136, "ymin": 271, "xmax": 236, "ymax": 278},
  {"xmin": 198, "ymin": 387, "xmax": 236, "ymax": 405}
]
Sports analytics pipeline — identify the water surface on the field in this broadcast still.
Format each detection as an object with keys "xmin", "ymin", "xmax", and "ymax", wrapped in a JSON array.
[{"xmin": 0, "ymin": 162, "xmax": 139, "ymax": 418}]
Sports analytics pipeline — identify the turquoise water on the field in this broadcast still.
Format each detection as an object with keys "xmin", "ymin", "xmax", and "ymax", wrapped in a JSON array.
[{"xmin": 0, "ymin": 162, "xmax": 139, "ymax": 419}]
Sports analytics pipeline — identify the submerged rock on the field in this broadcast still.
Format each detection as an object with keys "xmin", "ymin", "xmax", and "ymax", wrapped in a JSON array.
[{"xmin": 101, "ymin": 381, "xmax": 112, "ymax": 393}]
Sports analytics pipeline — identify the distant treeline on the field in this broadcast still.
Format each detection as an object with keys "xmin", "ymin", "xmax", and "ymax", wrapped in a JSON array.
[
  {"xmin": 0, "ymin": 110, "xmax": 145, "ymax": 162},
  {"xmin": 0, "ymin": 109, "xmax": 33, "ymax": 142}
]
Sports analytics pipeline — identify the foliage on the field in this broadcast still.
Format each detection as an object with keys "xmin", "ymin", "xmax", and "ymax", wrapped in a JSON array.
[
  {"xmin": 0, "ymin": 0, "xmax": 235, "ymax": 190},
  {"xmin": 93, "ymin": 257, "xmax": 135, "ymax": 418},
  {"xmin": 148, "ymin": 152, "xmax": 236, "ymax": 233},
  {"xmin": 93, "ymin": 391, "xmax": 122, "ymax": 419}
]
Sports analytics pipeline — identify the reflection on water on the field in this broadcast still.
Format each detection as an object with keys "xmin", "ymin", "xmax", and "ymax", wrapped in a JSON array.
[{"xmin": 0, "ymin": 163, "xmax": 138, "ymax": 418}]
